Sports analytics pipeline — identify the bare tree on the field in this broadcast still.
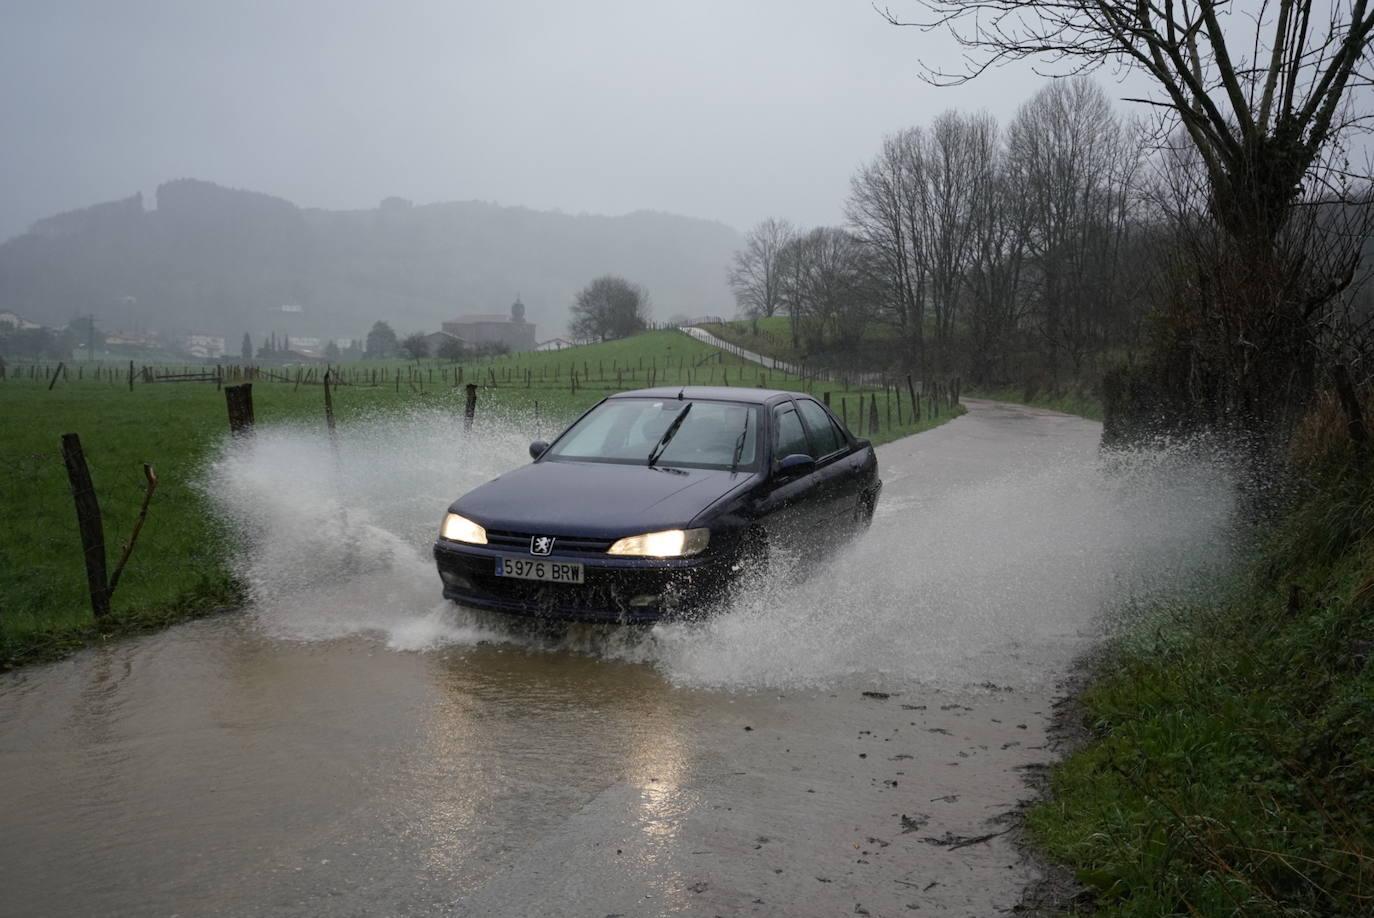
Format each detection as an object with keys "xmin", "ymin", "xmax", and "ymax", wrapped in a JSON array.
[
  {"xmin": 1137, "ymin": 122, "xmax": 1374, "ymax": 441},
  {"xmin": 569, "ymin": 276, "xmax": 650, "ymax": 342},
  {"xmin": 847, "ymin": 129, "xmax": 928, "ymax": 373},
  {"xmin": 921, "ymin": 110, "xmax": 999, "ymax": 369},
  {"xmin": 884, "ymin": 0, "xmax": 1374, "ymax": 445},
  {"xmin": 1005, "ymin": 78, "xmax": 1143, "ymax": 380},
  {"xmin": 963, "ymin": 141, "xmax": 1031, "ymax": 384},
  {"xmin": 848, "ymin": 112, "xmax": 999, "ymax": 375},
  {"xmin": 779, "ymin": 227, "xmax": 882, "ymax": 354},
  {"xmin": 728, "ymin": 218, "xmax": 795, "ymax": 321}
]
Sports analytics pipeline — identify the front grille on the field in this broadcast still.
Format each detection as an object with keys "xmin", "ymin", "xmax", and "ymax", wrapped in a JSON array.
[{"xmin": 484, "ymin": 528, "xmax": 615, "ymax": 556}]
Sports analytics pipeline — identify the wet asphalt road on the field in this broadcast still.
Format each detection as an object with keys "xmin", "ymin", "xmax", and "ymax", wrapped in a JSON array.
[{"xmin": 3, "ymin": 401, "xmax": 1194, "ymax": 916}]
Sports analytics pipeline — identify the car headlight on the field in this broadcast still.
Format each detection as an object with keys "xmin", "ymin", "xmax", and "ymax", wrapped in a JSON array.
[
  {"xmin": 441, "ymin": 512, "xmax": 487, "ymax": 545},
  {"xmin": 607, "ymin": 528, "xmax": 709, "ymax": 558}
]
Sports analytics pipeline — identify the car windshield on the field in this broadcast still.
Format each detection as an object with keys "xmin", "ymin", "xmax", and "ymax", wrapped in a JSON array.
[{"xmin": 545, "ymin": 397, "xmax": 761, "ymax": 470}]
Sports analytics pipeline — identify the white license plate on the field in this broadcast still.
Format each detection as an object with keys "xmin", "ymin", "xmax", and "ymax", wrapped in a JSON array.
[{"xmin": 495, "ymin": 556, "xmax": 584, "ymax": 584}]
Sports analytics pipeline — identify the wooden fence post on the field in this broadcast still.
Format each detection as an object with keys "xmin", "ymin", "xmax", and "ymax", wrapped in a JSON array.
[
  {"xmin": 323, "ymin": 370, "xmax": 337, "ymax": 437},
  {"xmin": 225, "ymin": 383, "xmax": 255, "ymax": 435},
  {"xmin": 464, "ymin": 383, "xmax": 478, "ymax": 432},
  {"xmin": 60, "ymin": 433, "xmax": 110, "ymax": 618}
]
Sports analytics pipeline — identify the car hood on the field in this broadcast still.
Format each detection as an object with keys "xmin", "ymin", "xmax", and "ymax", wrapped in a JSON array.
[{"xmin": 452, "ymin": 460, "xmax": 749, "ymax": 537}]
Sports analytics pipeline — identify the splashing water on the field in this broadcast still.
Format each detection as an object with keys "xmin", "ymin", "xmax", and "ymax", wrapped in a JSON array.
[{"xmin": 199, "ymin": 407, "xmax": 1237, "ymax": 691}]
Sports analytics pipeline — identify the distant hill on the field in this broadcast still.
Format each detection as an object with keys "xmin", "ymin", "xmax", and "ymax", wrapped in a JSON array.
[{"xmin": 0, "ymin": 179, "xmax": 742, "ymax": 346}]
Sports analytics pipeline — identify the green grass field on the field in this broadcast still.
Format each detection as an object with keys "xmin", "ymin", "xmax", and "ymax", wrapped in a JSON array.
[{"xmin": 2, "ymin": 329, "xmax": 961, "ymax": 667}]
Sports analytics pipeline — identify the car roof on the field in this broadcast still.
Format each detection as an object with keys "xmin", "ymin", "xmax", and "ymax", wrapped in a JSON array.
[{"xmin": 608, "ymin": 386, "xmax": 811, "ymax": 407}]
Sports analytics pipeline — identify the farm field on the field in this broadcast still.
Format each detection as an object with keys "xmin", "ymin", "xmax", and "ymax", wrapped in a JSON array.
[{"xmin": 1, "ymin": 329, "xmax": 962, "ymax": 666}]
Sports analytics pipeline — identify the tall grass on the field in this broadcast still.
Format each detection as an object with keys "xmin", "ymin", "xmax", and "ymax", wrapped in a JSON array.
[{"xmin": 1029, "ymin": 394, "xmax": 1374, "ymax": 916}]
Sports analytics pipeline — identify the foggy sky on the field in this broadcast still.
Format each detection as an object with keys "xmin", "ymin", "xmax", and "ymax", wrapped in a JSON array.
[{"xmin": 4, "ymin": 0, "xmax": 1113, "ymax": 242}]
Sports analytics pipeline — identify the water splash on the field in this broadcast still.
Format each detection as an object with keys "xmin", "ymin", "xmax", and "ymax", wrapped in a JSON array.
[
  {"xmin": 198, "ymin": 408, "xmax": 1237, "ymax": 690},
  {"xmin": 646, "ymin": 443, "xmax": 1238, "ymax": 691},
  {"xmin": 197, "ymin": 408, "xmax": 531, "ymax": 650}
]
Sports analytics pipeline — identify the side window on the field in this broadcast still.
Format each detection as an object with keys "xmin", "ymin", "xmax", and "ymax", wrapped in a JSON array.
[
  {"xmin": 772, "ymin": 407, "xmax": 810, "ymax": 461},
  {"xmin": 796, "ymin": 399, "xmax": 847, "ymax": 457}
]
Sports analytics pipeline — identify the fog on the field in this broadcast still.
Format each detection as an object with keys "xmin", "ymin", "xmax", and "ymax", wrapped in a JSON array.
[{"xmin": 4, "ymin": 0, "xmax": 1079, "ymax": 241}]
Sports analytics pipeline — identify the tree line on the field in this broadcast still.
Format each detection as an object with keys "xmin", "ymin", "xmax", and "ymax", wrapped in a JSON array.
[
  {"xmin": 730, "ymin": 0, "xmax": 1373, "ymax": 460},
  {"xmin": 729, "ymin": 78, "xmax": 1158, "ymax": 387}
]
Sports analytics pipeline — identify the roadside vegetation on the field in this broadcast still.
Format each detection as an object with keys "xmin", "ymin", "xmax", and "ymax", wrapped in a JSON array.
[
  {"xmin": 1, "ymin": 329, "xmax": 959, "ymax": 668},
  {"xmin": 1028, "ymin": 396, "xmax": 1374, "ymax": 915}
]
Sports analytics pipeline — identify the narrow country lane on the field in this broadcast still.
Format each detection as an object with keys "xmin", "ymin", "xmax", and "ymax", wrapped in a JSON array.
[{"xmin": 0, "ymin": 400, "xmax": 1234, "ymax": 917}]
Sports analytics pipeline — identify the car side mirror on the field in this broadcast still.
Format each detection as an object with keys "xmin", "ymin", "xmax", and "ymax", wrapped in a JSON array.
[
  {"xmin": 775, "ymin": 453, "xmax": 815, "ymax": 479},
  {"xmin": 529, "ymin": 440, "xmax": 550, "ymax": 460}
]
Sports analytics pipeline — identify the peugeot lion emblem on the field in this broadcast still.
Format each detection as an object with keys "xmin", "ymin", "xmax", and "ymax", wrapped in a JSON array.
[{"xmin": 530, "ymin": 536, "xmax": 554, "ymax": 556}]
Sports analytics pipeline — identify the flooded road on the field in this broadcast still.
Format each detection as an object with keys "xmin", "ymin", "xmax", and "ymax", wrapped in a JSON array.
[{"xmin": 0, "ymin": 400, "xmax": 1235, "ymax": 916}]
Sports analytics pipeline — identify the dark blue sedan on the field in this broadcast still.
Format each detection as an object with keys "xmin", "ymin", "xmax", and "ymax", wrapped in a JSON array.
[{"xmin": 433, "ymin": 386, "xmax": 881, "ymax": 623}]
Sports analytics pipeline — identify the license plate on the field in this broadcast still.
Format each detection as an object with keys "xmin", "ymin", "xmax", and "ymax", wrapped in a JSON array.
[{"xmin": 494, "ymin": 556, "xmax": 584, "ymax": 583}]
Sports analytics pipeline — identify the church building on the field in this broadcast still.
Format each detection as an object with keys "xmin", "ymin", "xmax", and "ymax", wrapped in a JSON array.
[{"xmin": 442, "ymin": 297, "xmax": 536, "ymax": 352}]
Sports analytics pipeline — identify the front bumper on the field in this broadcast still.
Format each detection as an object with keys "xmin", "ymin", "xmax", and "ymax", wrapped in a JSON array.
[{"xmin": 432, "ymin": 539, "xmax": 738, "ymax": 623}]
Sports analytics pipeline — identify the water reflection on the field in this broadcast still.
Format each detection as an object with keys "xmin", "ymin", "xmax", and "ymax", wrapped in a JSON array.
[{"xmin": 384, "ymin": 639, "xmax": 703, "ymax": 892}]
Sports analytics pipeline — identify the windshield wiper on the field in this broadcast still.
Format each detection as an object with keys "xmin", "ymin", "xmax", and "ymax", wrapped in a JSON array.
[
  {"xmin": 647, "ymin": 403, "xmax": 693, "ymax": 468},
  {"xmin": 730, "ymin": 411, "xmax": 750, "ymax": 472}
]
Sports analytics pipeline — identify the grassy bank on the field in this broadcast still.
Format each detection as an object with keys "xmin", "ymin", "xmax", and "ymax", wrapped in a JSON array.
[
  {"xmin": 1, "ymin": 330, "xmax": 957, "ymax": 668},
  {"xmin": 1028, "ymin": 420, "xmax": 1374, "ymax": 914}
]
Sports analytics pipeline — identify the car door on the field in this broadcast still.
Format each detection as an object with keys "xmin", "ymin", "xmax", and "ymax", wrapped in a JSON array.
[
  {"xmin": 753, "ymin": 401, "xmax": 829, "ymax": 558},
  {"xmin": 794, "ymin": 397, "xmax": 865, "ymax": 535}
]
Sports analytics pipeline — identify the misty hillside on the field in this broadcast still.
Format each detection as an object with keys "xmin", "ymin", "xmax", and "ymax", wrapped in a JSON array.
[{"xmin": 0, "ymin": 179, "xmax": 741, "ymax": 344}]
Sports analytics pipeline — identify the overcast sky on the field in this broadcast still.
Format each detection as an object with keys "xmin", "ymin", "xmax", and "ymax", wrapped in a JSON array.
[{"xmin": 2, "ymin": 0, "xmax": 1140, "ymax": 242}]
